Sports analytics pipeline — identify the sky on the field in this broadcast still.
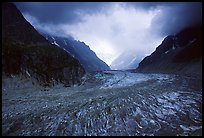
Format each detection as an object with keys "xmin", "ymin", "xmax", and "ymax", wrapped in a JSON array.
[{"xmin": 15, "ymin": 2, "xmax": 202, "ymax": 68}]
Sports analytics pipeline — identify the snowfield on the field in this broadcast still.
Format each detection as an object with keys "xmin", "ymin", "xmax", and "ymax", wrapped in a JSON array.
[{"xmin": 2, "ymin": 71, "xmax": 202, "ymax": 136}]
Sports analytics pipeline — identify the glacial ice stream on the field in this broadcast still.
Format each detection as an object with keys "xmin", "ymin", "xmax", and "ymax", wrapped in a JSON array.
[{"xmin": 2, "ymin": 71, "xmax": 202, "ymax": 136}]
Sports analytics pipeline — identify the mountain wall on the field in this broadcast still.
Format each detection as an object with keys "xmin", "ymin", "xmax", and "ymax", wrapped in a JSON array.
[
  {"xmin": 41, "ymin": 34, "xmax": 110, "ymax": 72},
  {"xmin": 136, "ymin": 25, "xmax": 202, "ymax": 75},
  {"xmin": 2, "ymin": 2, "xmax": 85, "ymax": 87}
]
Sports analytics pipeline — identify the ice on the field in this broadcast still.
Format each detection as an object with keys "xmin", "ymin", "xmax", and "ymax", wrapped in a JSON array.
[
  {"xmin": 100, "ymin": 71, "xmax": 151, "ymax": 89},
  {"xmin": 180, "ymin": 125, "xmax": 202, "ymax": 134},
  {"xmin": 165, "ymin": 92, "xmax": 180, "ymax": 100},
  {"xmin": 157, "ymin": 97, "xmax": 167, "ymax": 103},
  {"xmin": 2, "ymin": 71, "xmax": 202, "ymax": 136}
]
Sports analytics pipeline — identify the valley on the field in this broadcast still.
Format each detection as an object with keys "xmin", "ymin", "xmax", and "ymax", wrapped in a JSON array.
[
  {"xmin": 2, "ymin": 2, "xmax": 202, "ymax": 136},
  {"xmin": 2, "ymin": 71, "xmax": 202, "ymax": 136}
]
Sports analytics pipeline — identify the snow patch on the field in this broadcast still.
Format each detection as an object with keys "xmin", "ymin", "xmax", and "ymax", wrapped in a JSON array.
[
  {"xmin": 25, "ymin": 70, "xmax": 31, "ymax": 77},
  {"xmin": 165, "ymin": 50, "xmax": 170, "ymax": 54},
  {"xmin": 189, "ymin": 38, "xmax": 196, "ymax": 44},
  {"xmin": 172, "ymin": 44, "xmax": 176, "ymax": 50},
  {"xmin": 50, "ymin": 37, "xmax": 74, "ymax": 58},
  {"xmin": 50, "ymin": 36, "xmax": 60, "ymax": 47},
  {"xmin": 51, "ymin": 36, "xmax": 55, "ymax": 41},
  {"xmin": 53, "ymin": 41, "xmax": 60, "ymax": 46}
]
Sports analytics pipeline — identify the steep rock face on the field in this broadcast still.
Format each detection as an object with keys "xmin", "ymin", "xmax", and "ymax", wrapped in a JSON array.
[
  {"xmin": 136, "ymin": 25, "xmax": 202, "ymax": 75},
  {"xmin": 41, "ymin": 34, "xmax": 110, "ymax": 72},
  {"xmin": 2, "ymin": 2, "xmax": 85, "ymax": 86}
]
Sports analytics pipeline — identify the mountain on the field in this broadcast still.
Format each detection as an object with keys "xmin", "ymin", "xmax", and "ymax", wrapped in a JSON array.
[
  {"xmin": 110, "ymin": 51, "xmax": 144, "ymax": 70},
  {"xmin": 2, "ymin": 2, "xmax": 85, "ymax": 87},
  {"xmin": 136, "ymin": 25, "xmax": 202, "ymax": 75},
  {"xmin": 40, "ymin": 33, "xmax": 110, "ymax": 72}
]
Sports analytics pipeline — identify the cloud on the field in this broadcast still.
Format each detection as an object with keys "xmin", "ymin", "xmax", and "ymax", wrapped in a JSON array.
[
  {"xmin": 149, "ymin": 2, "xmax": 202, "ymax": 36},
  {"xmin": 15, "ymin": 2, "xmax": 112, "ymax": 24},
  {"xmin": 61, "ymin": 3, "xmax": 163, "ymax": 65},
  {"xmin": 22, "ymin": 13, "xmax": 67, "ymax": 36},
  {"xmin": 15, "ymin": 2, "xmax": 202, "ymax": 68},
  {"xmin": 15, "ymin": 2, "xmax": 202, "ymax": 36}
]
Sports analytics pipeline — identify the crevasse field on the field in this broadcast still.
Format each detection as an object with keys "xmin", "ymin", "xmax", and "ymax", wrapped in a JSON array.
[{"xmin": 2, "ymin": 71, "xmax": 202, "ymax": 136}]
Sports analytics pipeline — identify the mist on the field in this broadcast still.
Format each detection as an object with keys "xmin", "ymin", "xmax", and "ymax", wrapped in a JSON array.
[{"xmin": 15, "ymin": 2, "xmax": 202, "ymax": 69}]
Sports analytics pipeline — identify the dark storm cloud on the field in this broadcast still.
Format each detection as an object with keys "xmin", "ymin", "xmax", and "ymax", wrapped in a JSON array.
[
  {"xmin": 15, "ymin": 2, "xmax": 202, "ymax": 36},
  {"xmin": 149, "ymin": 2, "xmax": 202, "ymax": 36},
  {"xmin": 15, "ymin": 2, "xmax": 111, "ymax": 24},
  {"xmin": 124, "ymin": 2, "xmax": 202, "ymax": 36}
]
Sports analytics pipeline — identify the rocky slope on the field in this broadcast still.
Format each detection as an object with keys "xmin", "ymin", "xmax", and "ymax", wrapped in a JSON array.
[
  {"xmin": 136, "ymin": 25, "xmax": 202, "ymax": 75},
  {"xmin": 2, "ymin": 2, "xmax": 85, "ymax": 87},
  {"xmin": 41, "ymin": 34, "xmax": 110, "ymax": 72}
]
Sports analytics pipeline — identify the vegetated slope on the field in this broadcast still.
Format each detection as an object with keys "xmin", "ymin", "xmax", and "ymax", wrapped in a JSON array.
[
  {"xmin": 41, "ymin": 33, "xmax": 110, "ymax": 72},
  {"xmin": 136, "ymin": 25, "xmax": 202, "ymax": 75},
  {"xmin": 2, "ymin": 2, "xmax": 85, "ymax": 86}
]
